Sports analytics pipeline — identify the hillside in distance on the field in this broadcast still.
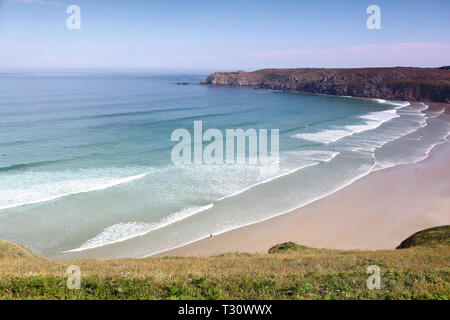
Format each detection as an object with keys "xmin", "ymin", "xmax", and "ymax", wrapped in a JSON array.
[{"xmin": 201, "ymin": 67, "xmax": 450, "ymax": 102}]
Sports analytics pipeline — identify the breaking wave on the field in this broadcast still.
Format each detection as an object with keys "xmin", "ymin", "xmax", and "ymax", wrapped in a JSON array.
[{"xmin": 66, "ymin": 204, "xmax": 214, "ymax": 252}]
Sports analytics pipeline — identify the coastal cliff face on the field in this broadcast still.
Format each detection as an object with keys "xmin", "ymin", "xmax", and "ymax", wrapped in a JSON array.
[{"xmin": 201, "ymin": 68, "xmax": 450, "ymax": 102}]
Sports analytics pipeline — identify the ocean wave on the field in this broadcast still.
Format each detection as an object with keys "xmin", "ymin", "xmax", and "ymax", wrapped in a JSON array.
[
  {"xmin": 291, "ymin": 109, "xmax": 399, "ymax": 144},
  {"xmin": 371, "ymin": 99, "xmax": 410, "ymax": 109},
  {"xmin": 424, "ymin": 105, "xmax": 445, "ymax": 119},
  {"xmin": 66, "ymin": 204, "xmax": 214, "ymax": 252},
  {"xmin": 374, "ymin": 116, "xmax": 450, "ymax": 171},
  {"xmin": 279, "ymin": 116, "xmax": 349, "ymax": 135},
  {"xmin": 0, "ymin": 159, "xmax": 65, "ymax": 173},
  {"xmin": 286, "ymin": 149, "xmax": 340, "ymax": 162},
  {"xmin": 390, "ymin": 101, "xmax": 411, "ymax": 109},
  {"xmin": 145, "ymin": 161, "xmax": 375, "ymax": 258},
  {"xmin": 372, "ymin": 98, "xmax": 387, "ymax": 104},
  {"xmin": 417, "ymin": 102, "xmax": 429, "ymax": 112},
  {"xmin": 216, "ymin": 150, "xmax": 340, "ymax": 201},
  {"xmin": 64, "ymin": 105, "xmax": 207, "ymax": 122},
  {"xmin": 0, "ymin": 169, "xmax": 147, "ymax": 210}
]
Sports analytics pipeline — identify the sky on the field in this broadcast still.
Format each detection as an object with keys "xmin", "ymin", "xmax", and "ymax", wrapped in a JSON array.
[{"xmin": 0, "ymin": 0, "xmax": 449, "ymax": 70}]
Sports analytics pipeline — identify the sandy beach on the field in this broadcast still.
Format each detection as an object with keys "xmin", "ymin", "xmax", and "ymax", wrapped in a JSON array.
[{"xmin": 157, "ymin": 103, "xmax": 450, "ymax": 257}]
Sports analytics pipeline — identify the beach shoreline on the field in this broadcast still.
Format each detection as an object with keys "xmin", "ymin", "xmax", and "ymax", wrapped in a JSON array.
[
  {"xmin": 3, "ymin": 98, "xmax": 447, "ymax": 261},
  {"xmin": 156, "ymin": 103, "xmax": 450, "ymax": 257}
]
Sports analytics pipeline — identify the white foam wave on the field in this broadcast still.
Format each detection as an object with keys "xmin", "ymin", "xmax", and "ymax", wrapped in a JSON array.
[
  {"xmin": 145, "ymin": 161, "xmax": 376, "ymax": 258},
  {"xmin": 417, "ymin": 102, "xmax": 429, "ymax": 112},
  {"xmin": 216, "ymin": 150, "xmax": 340, "ymax": 201},
  {"xmin": 292, "ymin": 109, "xmax": 399, "ymax": 144},
  {"xmin": 390, "ymin": 101, "xmax": 411, "ymax": 109},
  {"xmin": 424, "ymin": 105, "xmax": 445, "ymax": 119},
  {"xmin": 66, "ymin": 204, "xmax": 214, "ymax": 252},
  {"xmin": 292, "ymin": 129, "xmax": 351, "ymax": 144},
  {"xmin": 0, "ymin": 169, "xmax": 147, "ymax": 210},
  {"xmin": 374, "ymin": 121, "xmax": 450, "ymax": 171},
  {"xmin": 371, "ymin": 99, "xmax": 410, "ymax": 109}
]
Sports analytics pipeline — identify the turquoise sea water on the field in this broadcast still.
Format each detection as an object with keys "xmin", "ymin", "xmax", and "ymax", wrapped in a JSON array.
[{"xmin": 0, "ymin": 70, "xmax": 449, "ymax": 259}]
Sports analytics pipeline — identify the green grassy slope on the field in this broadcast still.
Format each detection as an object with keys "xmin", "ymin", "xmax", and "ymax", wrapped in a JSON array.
[
  {"xmin": 0, "ymin": 226, "xmax": 448, "ymax": 300},
  {"xmin": 397, "ymin": 225, "xmax": 450, "ymax": 249},
  {"xmin": 0, "ymin": 240, "xmax": 36, "ymax": 259}
]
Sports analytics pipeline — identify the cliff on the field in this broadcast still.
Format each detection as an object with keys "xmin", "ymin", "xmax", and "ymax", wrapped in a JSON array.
[{"xmin": 201, "ymin": 67, "xmax": 450, "ymax": 102}]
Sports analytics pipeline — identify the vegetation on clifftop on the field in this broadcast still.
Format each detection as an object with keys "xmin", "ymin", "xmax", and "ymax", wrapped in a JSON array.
[
  {"xmin": 0, "ymin": 226, "xmax": 448, "ymax": 300},
  {"xmin": 397, "ymin": 225, "xmax": 450, "ymax": 249},
  {"xmin": 0, "ymin": 240, "xmax": 36, "ymax": 259},
  {"xmin": 201, "ymin": 67, "xmax": 450, "ymax": 102}
]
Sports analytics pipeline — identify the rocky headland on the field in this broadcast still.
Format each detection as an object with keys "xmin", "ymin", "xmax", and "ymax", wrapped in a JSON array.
[{"xmin": 201, "ymin": 67, "xmax": 450, "ymax": 102}]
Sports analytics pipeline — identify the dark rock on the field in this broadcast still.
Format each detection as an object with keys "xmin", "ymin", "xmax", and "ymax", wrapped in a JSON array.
[{"xmin": 201, "ymin": 67, "xmax": 450, "ymax": 102}]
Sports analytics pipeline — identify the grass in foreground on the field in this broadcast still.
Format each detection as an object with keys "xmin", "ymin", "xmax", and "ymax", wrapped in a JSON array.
[{"xmin": 0, "ymin": 226, "xmax": 449, "ymax": 300}]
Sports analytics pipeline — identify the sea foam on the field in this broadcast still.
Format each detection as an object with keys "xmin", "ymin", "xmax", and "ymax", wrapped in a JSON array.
[
  {"xmin": 66, "ymin": 204, "xmax": 214, "ymax": 252},
  {"xmin": 0, "ymin": 168, "xmax": 147, "ymax": 210},
  {"xmin": 292, "ymin": 109, "xmax": 399, "ymax": 144},
  {"xmin": 214, "ymin": 150, "xmax": 340, "ymax": 201}
]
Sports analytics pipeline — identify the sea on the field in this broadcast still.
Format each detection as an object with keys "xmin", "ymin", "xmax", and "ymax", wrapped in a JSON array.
[{"xmin": 0, "ymin": 70, "xmax": 449, "ymax": 259}]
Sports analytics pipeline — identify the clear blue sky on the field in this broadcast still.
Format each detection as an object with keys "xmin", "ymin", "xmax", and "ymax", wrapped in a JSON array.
[{"xmin": 1, "ymin": 0, "xmax": 449, "ymax": 70}]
